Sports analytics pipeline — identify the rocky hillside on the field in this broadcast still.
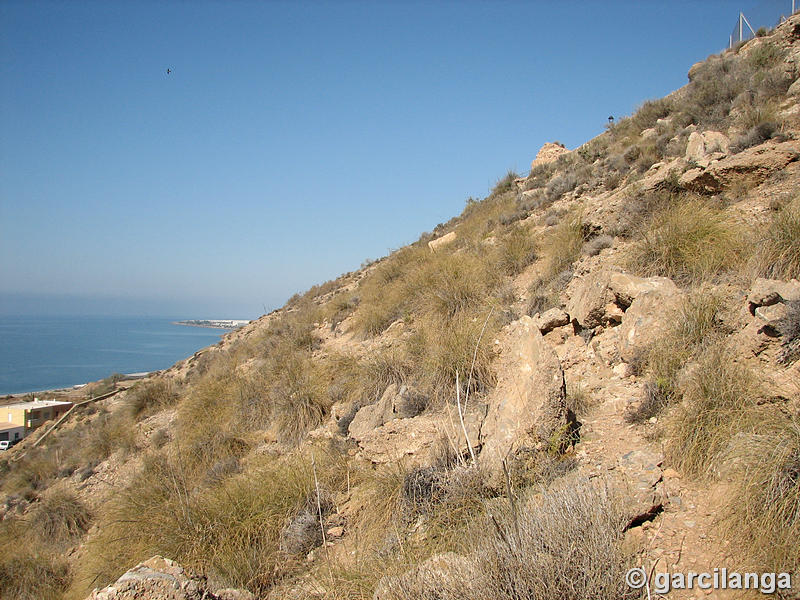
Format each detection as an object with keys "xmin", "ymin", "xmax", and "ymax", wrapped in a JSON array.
[{"xmin": 1, "ymin": 15, "xmax": 799, "ymax": 600}]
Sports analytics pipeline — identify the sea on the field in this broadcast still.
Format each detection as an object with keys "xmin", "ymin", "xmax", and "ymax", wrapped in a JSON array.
[{"xmin": 0, "ymin": 316, "xmax": 233, "ymax": 395}]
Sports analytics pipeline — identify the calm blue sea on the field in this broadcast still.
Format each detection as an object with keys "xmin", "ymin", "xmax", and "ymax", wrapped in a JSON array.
[{"xmin": 0, "ymin": 316, "xmax": 231, "ymax": 395}]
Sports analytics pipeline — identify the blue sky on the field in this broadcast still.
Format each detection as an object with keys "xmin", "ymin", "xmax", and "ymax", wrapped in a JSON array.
[{"xmin": 0, "ymin": 0, "xmax": 792, "ymax": 317}]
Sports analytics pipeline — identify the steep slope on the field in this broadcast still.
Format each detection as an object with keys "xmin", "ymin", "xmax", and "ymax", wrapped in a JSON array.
[{"xmin": 1, "ymin": 14, "xmax": 799, "ymax": 600}]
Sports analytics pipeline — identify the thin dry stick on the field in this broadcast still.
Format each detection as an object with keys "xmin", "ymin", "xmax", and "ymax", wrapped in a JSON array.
[
  {"xmin": 464, "ymin": 307, "xmax": 495, "ymax": 413},
  {"xmin": 456, "ymin": 370, "xmax": 477, "ymax": 465},
  {"xmin": 311, "ymin": 454, "xmax": 334, "ymax": 588},
  {"xmin": 442, "ymin": 393, "xmax": 468, "ymax": 467},
  {"xmin": 502, "ymin": 457, "xmax": 521, "ymax": 541}
]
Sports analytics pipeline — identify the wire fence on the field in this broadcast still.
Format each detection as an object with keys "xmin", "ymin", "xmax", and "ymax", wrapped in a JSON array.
[{"xmin": 729, "ymin": 3, "xmax": 798, "ymax": 48}]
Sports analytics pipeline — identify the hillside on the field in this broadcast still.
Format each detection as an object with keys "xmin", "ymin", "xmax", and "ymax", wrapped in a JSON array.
[{"xmin": 2, "ymin": 15, "xmax": 800, "ymax": 600}]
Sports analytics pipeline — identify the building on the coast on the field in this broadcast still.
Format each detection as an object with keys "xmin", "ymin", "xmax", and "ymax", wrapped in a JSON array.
[
  {"xmin": 0, "ymin": 423, "xmax": 25, "ymax": 444},
  {"xmin": 5, "ymin": 399, "xmax": 74, "ymax": 436}
]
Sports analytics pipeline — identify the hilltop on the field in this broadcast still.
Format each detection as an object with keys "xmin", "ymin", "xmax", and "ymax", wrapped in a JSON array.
[{"xmin": 1, "ymin": 14, "xmax": 799, "ymax": 600}]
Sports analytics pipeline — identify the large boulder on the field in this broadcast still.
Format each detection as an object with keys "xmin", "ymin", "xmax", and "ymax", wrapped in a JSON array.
[
  {"xmin": 566, "ymin": 270, "xmax": 679, "ymax": 329},
  {"xmin": 85, "ymin": 556, "xmax": 254, "ymax": 600},
  {"xmin": 353, "ymin": 404, "xmax": 486, "ymax": 466},
  {"xmin": 685, "ymin": 130, "xmax": 729, "ymax": 164},
  {"xmin": 618, "ymin": 287, "xmax": 685, "ymax": 364},
  {"xmin": 480, "ymin": 317, "xmax": 570, "ymax": 466},
  {"xmin": 428, "ymin": 231, "xmax": 457, "ymax": 252},
  {"xmin": 348, "ymin": 384, "xmax": 427, "ymax": 441}
]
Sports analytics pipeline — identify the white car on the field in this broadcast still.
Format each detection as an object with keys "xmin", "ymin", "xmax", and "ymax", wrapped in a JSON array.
[{"xmin": 0, "ymin": 440, "xmax": 13, "ymax": 451}]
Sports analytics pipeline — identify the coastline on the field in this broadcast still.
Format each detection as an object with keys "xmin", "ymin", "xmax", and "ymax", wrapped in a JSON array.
[{"xmin": 172, "ymin": 319, "xmax": 249, "ymax": 330}]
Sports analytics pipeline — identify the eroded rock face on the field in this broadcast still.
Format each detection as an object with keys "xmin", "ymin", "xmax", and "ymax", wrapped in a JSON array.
[
  {"xmin": 680, "ymin": 140, "xmax": 800, "ymax": 194},
  {"xmin": 566, "ymin": 270, "xmax": 679, "ymax": 330},
  {"xmin": 86, "ymin": 556, "xmax": 254, "ymax": 600},
  {"xmin": 618, "ymin": 287, "xmax": 685, "ymax": 364},
  {"xmin": 348, "ymin": 383, "xmax": 428, "ymax": 441},
  {"xmin": 480, "ymin": 317, "xmax": 569, "ymax": 466},
  {"xmin": 530, "ymin": 142, "xmax": 569, "ymax": 169},
  {"xmin": 353, "ymin": 404, "xmax": 486, "ymax": 466},
  {"xmin": 685, "ymin": 130, "xmax": 729, "ymax": 164},
  {"xmin": 428, "ymin": 231, "xmax": 457, "ymax": 252}
]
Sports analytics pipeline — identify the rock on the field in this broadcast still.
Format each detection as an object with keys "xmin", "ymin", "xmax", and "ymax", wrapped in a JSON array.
[
  {"xmin": 641, "ymin": 127, "xmax": 657, "ymax": 140},
  {"xmin": 685, "ymin": 131, "xmax": 730, "ymax": 164},
  {"xmin": 618, "ymin": 290, "xmax": 685, "ymax": 364},
  {"xmin": 348, "ymin": 384, "xmax": 427, "ymax": 441},
  {"xmin": 428, "ymin": 231, "xmax": 457, "ymax": 252},
  {"xmin": 354, "ymin": 403, "xmax": 486, "ymax": 466},
  {"xmin": 216, "ymin": 591, "xmax": 255, "ymax": 600},
  {"xmin": 530, "ymin": 142, "xmax": 569, "ymax": 169},
  {"xmin": 566, "ymin": 270, "xmax": 679, "ymax": 329},
  {"xmin": 480, "ymin": 317, "xmax": 571, "ymax": 466},
  {"xmin": 788, "ymin": 77, "xmax": 800, "ymax": 97},
  {"xmin": 747, "ymin": 278, "xmax": 800, "ymax": 314},
  {"xmin": 681, "ymin": 141, "xmax": 800, "ymax": 194},
  {"xmin": 326, "ymin": 526, "xmax": 344, "ymax": 538},
  {"xmin": 755, "ymin": 303, "xmax": 789, "ymax": 330},
  {"xmin": 533, "ymin": 307, "xmax": 570, "ymax": 333},
  {"xmin": 85, "ymin": 556, "xmax": 249, "ymax": 600}
]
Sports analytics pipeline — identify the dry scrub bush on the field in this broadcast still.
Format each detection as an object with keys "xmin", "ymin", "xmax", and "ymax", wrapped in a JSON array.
[
  {"xmin": 666, "ymin": 343, "xmax": 761, "ymax": 478},
  {"xmin": 628, "ymin": 293, "xmax": 728, "ymax": 423},
  {"xmin": 628, "ymin": 197, "xmax": 746, "ymax": 284},
  {"xmin": 78, "ymin": 444, "xmax": 349, "ymax": 598},
  {"xmin": 777, "ymin": 300, "xmax": 800, "ymax": 364},
  {"xmin": 0, "ymin": 519, "xmax": 70, "ymax": 600},
  {"xmin": 27, "ymin": 490, "xmax": 92, "ymax": 548},
  {"xmin": 754, "ymin": 195, "xmax": 800, "ymax": 280},
  {"xmin": 126, "ymin": 378, "xmax": 180, "ymax": 418},
  {"xmin": 406, "ymin": 308, "xmax": 501, "ymax": 401},
  {"xmin": 542, "ymin": 210, "xmax": 585, "ymax": 280},
  {"xmin": 494, "ymin": 224, "xmax": 537, "ymax": 275},
  {"xmin": 723, "ymin": 416, "xmax": 800, "ymax": 575},
  {"xmin": 380, "ymin": 474, "xmax": 639, "ymax": 600}
]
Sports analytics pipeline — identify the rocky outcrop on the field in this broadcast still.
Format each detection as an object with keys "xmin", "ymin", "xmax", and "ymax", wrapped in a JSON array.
[
  {"xmin": 348, "ymin": 383, "xmax": 427, "ymax": 440},
  {"xmin": 480, "ymin": 317, "xmax": 570, "ymax": 466},
  {"xmin": 85, "ymin": 556, "xmax": 254, "ymax": 600},
  {"xmin": 618, "ymin": 288, "xmax": 685, "ymax": 364},
  {"xmin": 530, "ymin": 142, "xmax": 568, "ymax": 169},
  {"xmin": 566, "ymin": 270, "xmax": 679, "ymax": 330},
  {"xmin": 684, "ymin": 130, "xmax": 729, "ymax": 164},
  {"xmin": 532, "ymin": 307, "xmax": 570, "ymax": 333},
  {"xmin": 428, "ymin": 231, "xmax": 457, "ymax": 252},
  {"xmin": 353, "ymin": 403, "xmax": 485, "ymax": 465},
  {"xmin": 747, "ymin": 278, "xmax": 800, "ymax": 314},
  {"xmin": 680, "ymin": 140, "xmax": 800, "ymax": 194}
]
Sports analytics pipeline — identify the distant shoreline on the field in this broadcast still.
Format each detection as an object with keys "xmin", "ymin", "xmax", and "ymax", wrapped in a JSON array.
[{"xmin": 172, "ymin": 319, "xmax": 250, "ymax": 330}]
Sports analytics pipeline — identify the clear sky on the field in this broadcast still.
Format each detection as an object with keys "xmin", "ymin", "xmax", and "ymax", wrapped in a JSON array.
[{"xmin": 0, "ymin": 0, "xmax": 792, "ymax": 318}]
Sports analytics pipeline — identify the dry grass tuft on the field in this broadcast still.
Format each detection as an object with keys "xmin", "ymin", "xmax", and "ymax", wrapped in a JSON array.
[
  {"xmin": 723, "ymin": 416, "xmax": 800, "ymax": 575},
  {"xmin": 753, "ymin": 195, "xmax": 800, "ymax": 280},
  {"xmin": 666, "ymin": 343, "xmax": 761, "ymax": 478},
  {"xmin": 628, "ymin": 197, "xmax": 746, "ymax": 285},
  {"xmin": 379, "ymin": 474, "xmax": 638, "ymax": 600}
]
